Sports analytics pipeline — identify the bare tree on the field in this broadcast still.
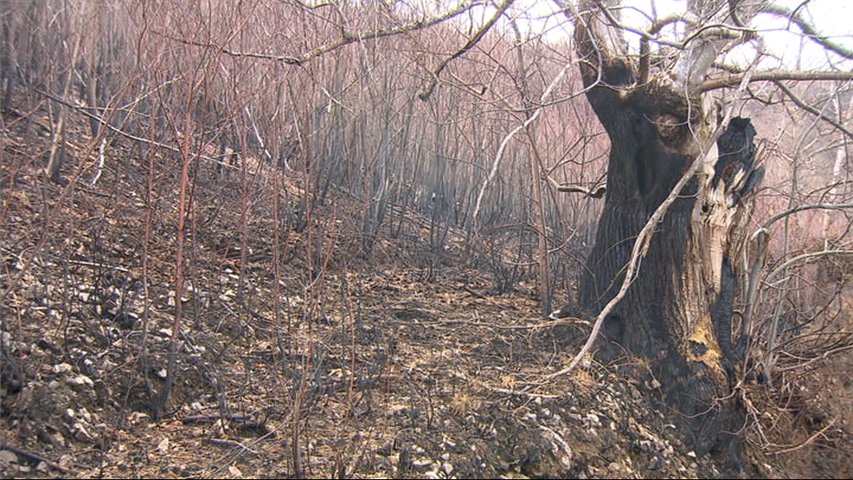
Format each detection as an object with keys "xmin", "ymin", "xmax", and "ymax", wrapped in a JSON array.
[{"xmin": 546, "ymin": 0, "xmax": 852, "ymax": 460}]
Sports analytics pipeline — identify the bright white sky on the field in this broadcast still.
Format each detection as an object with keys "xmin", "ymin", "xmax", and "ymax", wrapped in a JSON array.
[
  {"xmin": 746, "ymin": 0, "xmax": 852, "ymax": 69},
  {"xmin": 504, "ymin": 0, "xmax": 853, "ymax": 70}
]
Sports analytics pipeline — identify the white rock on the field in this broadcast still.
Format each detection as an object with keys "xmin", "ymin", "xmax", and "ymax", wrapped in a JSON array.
[
  {"xmin": 79, "ymin": 407, "xmax": 92, "ymax": 422},
  {"xmin": 585, "ymin": 413, "xmax": 600, "ymax": 425},
  {"xmin": 72, "ymin": 422, "xmax": 95, "ymax": 442},
  {"xmin": 68, "ymin": 375, "xmax": 94, "ymax": 387},
  {"xmin": 0, "ymin": 450, "xmax": 17, "ymax": 467},
  {"xmin": 53, "ymin": 363, "xmax": 73, "ymax": 374},
  {"xmin": 58, "ymin": 455, "xmax": 74, "ymax": 469},
  {"xmin": 128, "ymin": 411, "xmax": 149, "ymax": 424}
]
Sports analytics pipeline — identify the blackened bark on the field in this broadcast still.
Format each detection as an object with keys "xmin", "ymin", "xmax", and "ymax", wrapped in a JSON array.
[{"xmin": 564, "ymin": 33, "xmax": 762, "ymax": 462}]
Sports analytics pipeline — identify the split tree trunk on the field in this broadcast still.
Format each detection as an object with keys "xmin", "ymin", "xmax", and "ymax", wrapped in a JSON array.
[{"xmin": 567, "ymin": 5, "xmax": 763, "ymax": 460}]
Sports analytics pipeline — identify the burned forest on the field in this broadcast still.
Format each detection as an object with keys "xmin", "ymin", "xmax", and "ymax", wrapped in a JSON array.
[{"xmin": 1, "ymin": 0, "xmax": 852, "ymax": 478}]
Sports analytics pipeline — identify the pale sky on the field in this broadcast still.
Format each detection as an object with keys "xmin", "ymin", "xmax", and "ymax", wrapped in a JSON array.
[
  {"xmin": 507, "ymin": 0, "xmax": 852, "ymax": 71},
  {"xmin": 747, "ymin": 0, "xmax": 852, "ymax": 69}
]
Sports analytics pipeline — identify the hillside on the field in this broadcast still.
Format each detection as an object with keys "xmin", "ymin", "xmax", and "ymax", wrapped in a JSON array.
[
  {"xmin": 0, "ymin": 101, "xmax": 748, "ymax": 478},
  {"xmin": 2, "ymin": 0, "xmax": 852, "ymax": 477},
  {"xmin": 2, "ymin": 96, "xmax": 850, "ymax": 479}
]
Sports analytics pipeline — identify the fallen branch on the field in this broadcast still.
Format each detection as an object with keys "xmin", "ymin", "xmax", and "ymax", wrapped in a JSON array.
[
  {"xmin": 0, "ymin": 444, "xmax": 69, "ymax": 473},
  {"xmin": 182, "ymin": 413, "xmax": 254, "ymax": 424},
  {"xmin": 67, "ymin": 258, "xmax": 131, "ymax": 274},
  {"xmin": 462, "ymin": 284, "xmax": 488, "ymax": 298}
]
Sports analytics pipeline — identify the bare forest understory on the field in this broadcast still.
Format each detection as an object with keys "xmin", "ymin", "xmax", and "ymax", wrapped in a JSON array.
[{"xmin": 1, "ymin": 98, "xmax": 850, "ymax": 479}]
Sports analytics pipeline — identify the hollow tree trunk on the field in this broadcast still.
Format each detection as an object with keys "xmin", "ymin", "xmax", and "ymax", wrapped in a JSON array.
[{"xmin": 569, "ymin": 38, "xmax": 763, "ymax": 462}]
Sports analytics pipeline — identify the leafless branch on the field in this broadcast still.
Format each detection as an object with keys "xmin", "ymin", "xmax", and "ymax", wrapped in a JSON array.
[
  {"xmin": 419, "ymin": 0, "xmax": 515, "ymax": 100},
  {"xmin": 160, "ymin": 1, "xmax": 483, "ymax": 66},
  {"xmin": 34, "ymin": 88, "xmax": 237, "ymax": 170},
  {"xmin": 472, "ymin": 61, "xmax": 574, "ymax": 225},
  {"xmin": 760, "ymin": 202, "xmax": 853, "ymax": 232},
  {"xmin": 700, "ymin": 70, "xmax": 853, "ymax": 92},
  {"xmin": 769, "ymin": 419, "xmax": 837, "ymax": 455},
  {"xmin": 549, "ymin": 180, "xmax": 606, "ymax": 198},
  {"xmin": 775, "ymin": 345, "xmax": 853, "ymax": 373},
  {"xmin": 764, "ymin": 250, "xmax": 853, "ymax": 285},
  {"xmin": 773, "ymin": 81, "xmax": 853, "ymax": 141},
  {"xmin": 640, "ymin": 14, "xmax": 692, "ymax": 83}
]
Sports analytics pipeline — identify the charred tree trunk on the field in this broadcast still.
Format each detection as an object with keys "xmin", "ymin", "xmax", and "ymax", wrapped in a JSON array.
[{"xmin": 563, "ymin": 3, "xmax": 764, "ymax": 462}]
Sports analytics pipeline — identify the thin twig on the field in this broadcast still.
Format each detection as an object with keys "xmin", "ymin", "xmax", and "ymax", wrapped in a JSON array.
[
  {"xmin": 419, "ymin": 0, "xmax": 515, "ymax": 100},
  {"xmin": 472, "ymin": 61, "xmax": 575, "ymax": 225},
  {"xmin": 162, "ymin": 1, "xmax": 482, "ymax": 66},
  {"xmin": 206, "ymin": 438, "xmax": 261, "ymax": 458},
  {"xmin": 33, "ymin": 88, "xmax": 238, "ymax": 171},
  {"xmin": 770, "ymin": 419, "xmax": 836, "ymax": 455},
  {"xmin": 774, "ymin": 82, "xmax": 853, "ymax": 141},
  {"xmin": 764, "ymin": 250, "xmax": 853, "ymax": 285},
  {"xmin": 760, "ymin": 202, "xmax": 853, "ymax": 232}
]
